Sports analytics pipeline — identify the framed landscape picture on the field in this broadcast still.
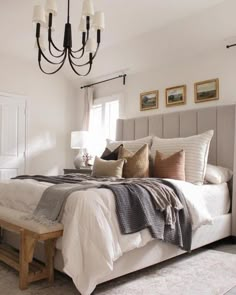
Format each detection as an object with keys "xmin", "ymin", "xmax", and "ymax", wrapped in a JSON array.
[
  {"xmin": 166, "ymin": 85, "xmax": 186, "ymax": 107},
  {"xmin": 194, "ymin": 79, "xmax": 219, "ymax": 103},
  {"xmin": 140, "ymin": 90, "xmax": 159, "ymax": 111}
]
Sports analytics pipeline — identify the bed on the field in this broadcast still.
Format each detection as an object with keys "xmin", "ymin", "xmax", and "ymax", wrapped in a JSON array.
[{"xmin": 1, "ymin": 104, "xmax": 236, "ymax": 295}]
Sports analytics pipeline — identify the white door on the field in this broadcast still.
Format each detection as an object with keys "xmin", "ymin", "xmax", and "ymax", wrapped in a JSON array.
[{"xmin": 0, "ymin": 94, "xmax": 26, "ymax": 180}]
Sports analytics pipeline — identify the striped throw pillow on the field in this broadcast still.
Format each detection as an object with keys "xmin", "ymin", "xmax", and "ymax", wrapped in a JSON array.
[
  {"xmin": 151, "ymin": 130, "xmax": 214, "ymax": 184},
  {"xmin": 106, "ymin": 136, "xmax": 152, "ymax": 153}
]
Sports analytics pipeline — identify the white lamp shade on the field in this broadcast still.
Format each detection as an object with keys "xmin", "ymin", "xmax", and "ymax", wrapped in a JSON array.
[
  {"xmin": 32, "ymin": 5, "xmax": 46, "ymax": 25},
  {"xmin": 86, "ymin": 37, "xmax": 96, "ymax": 53},
  {"xmin": 93, "ymin": 11, "xmax": 105, "ymax": 31},
  {"xmin": 71, "ymin": 131, "xmax": 88, "ymax": 149},
  {"xmin": 45, "ymin": 0, "xmax": 58, "ymax": 16},
  {"xmin": 82, "ymin": 0, "xmax": 94, "ymax": 17},
  {"xmin": 34, "ymin": 35, "xmax": 46, "ymax": 51},
  {"xmin": 78, "ymin": 17, "xmax": 86, "ymax": 32}
]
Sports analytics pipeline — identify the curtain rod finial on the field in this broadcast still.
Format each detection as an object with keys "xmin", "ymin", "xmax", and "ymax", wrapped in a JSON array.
[{"xmin": 123, "ymin": 74, "xmax": 126, "ymax": 85}]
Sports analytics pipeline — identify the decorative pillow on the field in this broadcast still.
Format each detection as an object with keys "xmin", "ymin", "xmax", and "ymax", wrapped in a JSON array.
[
  {"xmin": 151, "ymin": 130, "xmax": 214, "ymax": 184},
  {"xmin": 106, "ymin": 136, "xmax": 152, "ymax": 153},
  {"xmin": 205, "ymin": 164, "xmax": 233, "ymax": 184},
  {"xmin": 118, "ymin": 144, "xmax": 149, "ymax": 178},
  {"xmin": 92, "ymin": 156, "xmax": 125, "ymax": 178},
  {"xmin": 154, "ymin": 150, "xmax": 185, "ymax": 181},
  {"xmin": 101, "ymin": 144, "xmax": 123, "ymax": 160}
]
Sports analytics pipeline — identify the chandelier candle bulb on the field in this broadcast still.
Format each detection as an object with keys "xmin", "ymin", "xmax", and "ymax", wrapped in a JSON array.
[
  {"xmin": 78, "ymin": 18, "xmax": 86, "ymax": 32},
  {"xmin": 45, "ymin": 0, "xmax": 57, "ymax": 16},
  {"xmin": 93, "ymin": 12, "xmax": 105, "ymax": 31},
  {"xmin": 86, "ymin": 37, "xmax": 97, "ymax": 53},
  {"xmin": 32, "ymin": 5, "xmax": 46, "ymax": 25},
  {"xmin": 82, "ymin": 0, "xmax": 95, "ymax": 17}
]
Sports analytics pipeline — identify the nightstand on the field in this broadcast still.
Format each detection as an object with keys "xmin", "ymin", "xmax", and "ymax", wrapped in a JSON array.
[{"xmin": 63, "ymin": 168, "xmax": 92, "ymax": 175}]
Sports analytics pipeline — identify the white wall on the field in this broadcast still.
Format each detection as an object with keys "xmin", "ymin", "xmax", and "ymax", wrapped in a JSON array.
[
  {"xmin": 0, "ymin": 54, "xmax": 77, "ymax": 175},
  {"xmin": 87, "ymin": 48, "xmax": 236, "ymax": 121},
  {"xmin": 75, "ymin": 0, "xmax": 236, "ymax": 126}
]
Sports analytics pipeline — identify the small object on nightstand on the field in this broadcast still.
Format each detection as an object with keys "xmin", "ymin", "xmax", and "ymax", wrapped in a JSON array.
[{"xmin": 64, "ymin": 167, "xmax": 92, "ymax": 175}]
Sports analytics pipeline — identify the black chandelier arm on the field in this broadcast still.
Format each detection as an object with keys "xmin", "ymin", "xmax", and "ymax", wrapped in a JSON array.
[
  {"xmin": 68, "ymin": 53, "xmax": 93, "ymax": 76},
  {"xmin": 68, "ymin": 44, "xmax": 100, "ymax": 67},
  {"xmin": 70, "ymin": 31, "xmax": 89, "ymax": 54},
  {"xmin": 91, "ymin": 43, "xmax": 100, "ymax": 60},
  {"xmin": 48, "ymin": 31, "xmax": 64, "ymax": 53},
  {"xmin": 70, "ymin": 41, "xmax": 86, "ymax": 54},
  {"xmin": 47, "ymin": 13, "xmax": 64, "ymax": 53},
  {"xmin": 38, "ymin": 50, "xmax": 67, "ymax": 75},
  {"xmin": 70, "ymin": 45, "xmax": 85, "ymax": 54},
  {"xmin": 37, "ymin": 38, "xmax": 66, "ymax": 65},
  {"xmin": 68, "ymin": 51, "xmax": 89, "ymax": 67},
  {"xmin": 69, "ymin": 47, "xmax": 85, "ymax": 60},
  {"xmin": 48, "ymin": 41, "xmax": 66, "ymax": 58}
]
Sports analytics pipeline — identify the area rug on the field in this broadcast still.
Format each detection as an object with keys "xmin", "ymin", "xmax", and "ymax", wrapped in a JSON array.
[{"xmin": 0, "ymin": 249, "xmax": 236, "ymax": 295}]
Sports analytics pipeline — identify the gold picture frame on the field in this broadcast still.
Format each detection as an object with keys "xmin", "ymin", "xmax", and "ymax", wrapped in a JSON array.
[
  {"xmin": 194, "ymin": 78, "xmax": 219, "ymax": 103},
  {"xmin": 166, "ymin": 85, "xmax": 186, "ymax": 107},
  {"xmin": 140, "ymin": 90, "xmax": 159, "ymax": 111}
]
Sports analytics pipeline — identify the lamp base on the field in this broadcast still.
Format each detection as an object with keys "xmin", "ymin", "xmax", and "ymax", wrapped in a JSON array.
[{"xmin": 74, "ymin": 149, "xmax": 85, "ymax": 169}]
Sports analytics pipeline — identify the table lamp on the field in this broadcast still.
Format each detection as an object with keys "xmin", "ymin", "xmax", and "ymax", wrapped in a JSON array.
[{"xmin": 71, "ymin": 131, "xmax": 88, "ymax": 169}]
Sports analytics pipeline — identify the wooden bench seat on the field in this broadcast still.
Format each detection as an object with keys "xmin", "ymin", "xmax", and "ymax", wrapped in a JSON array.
[{"xmin": 0, "ymin": 206, "xmax": 63, "ymax": 290}]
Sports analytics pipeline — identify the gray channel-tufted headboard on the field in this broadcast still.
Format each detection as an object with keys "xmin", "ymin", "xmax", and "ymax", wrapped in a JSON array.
[
  {"xmin": 116, "ymin": 104, "xmax": 236, "ymax": 236},
  {"xmin": 116, "ymin": 104, "xmax": 236, "ymax": 170}
]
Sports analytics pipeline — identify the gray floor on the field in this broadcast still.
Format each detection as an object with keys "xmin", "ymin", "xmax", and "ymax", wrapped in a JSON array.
[{"xmin": 206, "ymin": 238, "xmax": 236, "ymax": 295}]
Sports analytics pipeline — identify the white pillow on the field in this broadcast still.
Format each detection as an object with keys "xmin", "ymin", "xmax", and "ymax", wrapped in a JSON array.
[
  {"xmin": 106, "ymin": 136, "xmax": 152, "ymax": 153},
  {"xmin": 151, "ymin": 130, "xmax": 214, "ymax": 184},
  {"xmin": 205, "ymin": 164, "xmax": 233, "ymax": 184}
]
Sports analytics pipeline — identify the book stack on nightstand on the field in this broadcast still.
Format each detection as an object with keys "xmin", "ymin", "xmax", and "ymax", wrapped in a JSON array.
[{"xmin": 63, "ymin": 167, "xmax": 92, "ymax": 175}]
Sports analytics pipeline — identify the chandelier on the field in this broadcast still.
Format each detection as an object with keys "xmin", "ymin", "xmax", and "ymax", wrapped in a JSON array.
[{"xmin": 32, "ymin": 0, "xmax": 105, "ymax": 76}]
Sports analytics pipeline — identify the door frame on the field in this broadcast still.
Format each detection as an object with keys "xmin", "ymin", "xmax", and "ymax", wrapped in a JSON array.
[{"xmin": 0, "ymin": 91, "xmax": 27, "ymax": 175}]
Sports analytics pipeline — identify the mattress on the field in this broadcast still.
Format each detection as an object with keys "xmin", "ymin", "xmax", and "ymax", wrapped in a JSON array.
[{"xmin": 198, "ymin": 183, "xmax": 230, "ymax": 218}]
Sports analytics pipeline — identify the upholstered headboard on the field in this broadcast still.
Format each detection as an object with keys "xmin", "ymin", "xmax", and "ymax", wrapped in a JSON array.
[
  {"xmin": 116, "ymin": 105, "xmax": 236, "ymax": 170},
  {"xmin": 116, "ymin": 104, "xmax": 236, "ymax": 236}
]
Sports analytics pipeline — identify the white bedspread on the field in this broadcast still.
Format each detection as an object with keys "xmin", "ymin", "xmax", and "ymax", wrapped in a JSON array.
[{"xmin": 0, "ymin": 179, "xmax": 214, "ymax": 295}]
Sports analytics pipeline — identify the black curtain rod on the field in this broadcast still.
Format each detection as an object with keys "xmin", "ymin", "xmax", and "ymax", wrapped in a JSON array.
[
  {"xmin": 81, "ymin": 74, "xmax": 127, "ymax": 89},
  {"xmin": 226, "ymin": 43, "xmax": 236, "ymax": 49}
]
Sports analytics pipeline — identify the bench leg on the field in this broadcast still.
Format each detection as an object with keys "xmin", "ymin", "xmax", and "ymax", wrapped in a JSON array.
[
  {"xmin": 19, "ymin": 229, "xmax": 29, "ymax": 290},
  {"xmin": 45, "ymin": 239, "xmax": 56, "ymax": 284},
  {"xmin": 19, "ymin": 229, "xmax": 36, "ymax": 290}
]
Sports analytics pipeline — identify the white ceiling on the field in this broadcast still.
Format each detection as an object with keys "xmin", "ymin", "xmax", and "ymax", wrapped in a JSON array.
[{"xmin": 0, "ymin": 0, "xmax": 234, "ymax": 84}]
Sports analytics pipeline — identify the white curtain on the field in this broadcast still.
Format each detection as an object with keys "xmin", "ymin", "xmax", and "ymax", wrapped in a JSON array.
[{"xmin": 82, "ymin": 87, "xmax": 94, "ymax": 131}]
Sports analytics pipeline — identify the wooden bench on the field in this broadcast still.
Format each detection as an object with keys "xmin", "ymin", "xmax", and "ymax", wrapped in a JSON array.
[{"xmin": 0, "ymin": 206, "xmax": 63, "ymax": 290}]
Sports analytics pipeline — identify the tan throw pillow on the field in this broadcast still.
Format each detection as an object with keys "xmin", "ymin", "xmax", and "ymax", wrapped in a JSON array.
[
  {"xmin": 154, "ymin": 150, "xmax": 185, "ymax": 181},
  {"xmin": 118, "ymin": 144, "xmax": 149, "ymax": 178},
  {"xmin": 92, "ymin": 156, "xmax": 125, "ymax": 178}
]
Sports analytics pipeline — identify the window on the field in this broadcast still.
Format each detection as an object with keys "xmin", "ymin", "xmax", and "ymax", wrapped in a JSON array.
[{"xmin": 89, "ymin": 97, "xmax": 119, "ymax": 156}]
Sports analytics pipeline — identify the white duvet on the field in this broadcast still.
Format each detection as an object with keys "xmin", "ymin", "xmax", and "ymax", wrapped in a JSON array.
[{"xmin": 0, "ymin": 178, "xmax": 213, "ymax": 295}]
